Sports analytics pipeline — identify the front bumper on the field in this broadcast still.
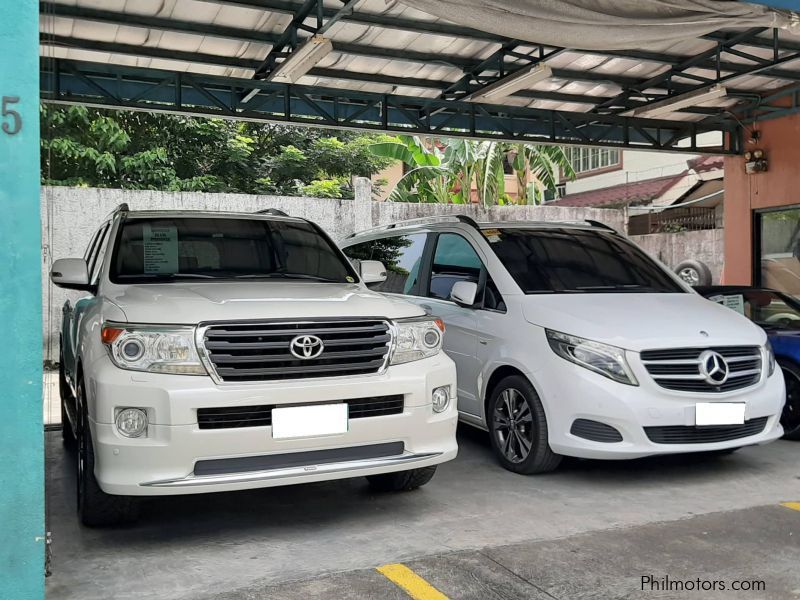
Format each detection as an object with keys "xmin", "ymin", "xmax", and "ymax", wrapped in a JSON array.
[
  {"xmin": 85, "ymin": 354, "xmax": 458, "ymax": 495},
  {"xmin": 532, "ymin": 350, "xmax": 786, "ymax": 460}
]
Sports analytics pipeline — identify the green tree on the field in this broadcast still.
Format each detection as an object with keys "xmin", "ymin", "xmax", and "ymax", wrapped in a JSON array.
[
  {"xmin": 40, "ymin": 105, "xmax": 395, "ymax": 196},
  {"xmin": 368, "ymin": 135, "xmax": 574, "ymax": 206}
]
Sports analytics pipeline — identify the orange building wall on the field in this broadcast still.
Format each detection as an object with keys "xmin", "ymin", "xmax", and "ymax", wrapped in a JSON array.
[{"xmin": 724, "ymin": 111, "xmax": 800, "ymax": 285}]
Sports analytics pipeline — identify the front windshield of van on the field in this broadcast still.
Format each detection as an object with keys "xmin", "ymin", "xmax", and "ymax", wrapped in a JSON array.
[
  {"xmin": 110, "ymin": 217, "xmax": 357, "ymax": 284},
  {"xmin": 485, "ymin": 228, "xmax": 685, "ymax": 294}
]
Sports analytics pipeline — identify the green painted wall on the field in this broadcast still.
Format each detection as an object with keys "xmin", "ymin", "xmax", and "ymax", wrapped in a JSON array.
[{"xmin": 0, "ymin": 0, "xmax": 44, "ymax": 598}]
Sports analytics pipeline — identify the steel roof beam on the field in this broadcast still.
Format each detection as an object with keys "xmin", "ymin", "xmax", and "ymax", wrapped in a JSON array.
[
  {"xmin": 594, "ymin": 27, "xmax": 800, "ymax": 115},
  {"xmin": 41, "ymin": 4, "xmax": 800, "ymax": 88},
  {"xmin": 40, "ymin": 36, "xmax": 625, "ymax": 106},
  {"xmin": 40, "ymin": 59, "xmax": 736, "ymax": 154},
  {"xmin": 40, "ymin": 3, "xmax": 281, "ymax": 45},
  {"xmin": 193, "ymin": 0, "xmax": 507, "ymax": 42}
]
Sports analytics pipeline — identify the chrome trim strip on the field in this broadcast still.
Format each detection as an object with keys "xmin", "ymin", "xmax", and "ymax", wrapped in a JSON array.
[{"xmin": 140, "ymin": 451, "xmax": 441, "ymax": 487}]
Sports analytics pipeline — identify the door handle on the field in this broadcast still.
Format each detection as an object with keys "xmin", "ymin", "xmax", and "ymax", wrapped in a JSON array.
[{"xmin": 479, "ymin": 338, "xmax": 489, "ymax": 345}]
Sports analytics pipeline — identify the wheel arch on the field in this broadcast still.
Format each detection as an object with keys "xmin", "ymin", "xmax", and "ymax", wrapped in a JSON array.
[{"xmin": 482, "ymin": 364, "xmax": 545, "ymax": 424}]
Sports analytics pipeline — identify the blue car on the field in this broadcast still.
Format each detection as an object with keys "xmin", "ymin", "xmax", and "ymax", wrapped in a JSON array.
[{"xmin": 696, "ymin": 285, "xmax": 800, "ymax": 440}]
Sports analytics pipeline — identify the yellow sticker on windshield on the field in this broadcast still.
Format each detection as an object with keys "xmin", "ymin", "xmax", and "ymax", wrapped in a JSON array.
[
  {"xmin": 482, "ymin": 229, "xmax": 501, "ymax": 243},
  {"xmin": 346, "ymin": 276, "xmax": 355, "ymax": 283}
]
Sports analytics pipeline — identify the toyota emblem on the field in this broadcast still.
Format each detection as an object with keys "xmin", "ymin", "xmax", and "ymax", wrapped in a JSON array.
[
  {"xmin": 289, "ymin": 335, "xmax": 324, "ymax": 360},
  {"xmin": 699, "ymin": 350, "xmax": 729, "ymax": 385}
]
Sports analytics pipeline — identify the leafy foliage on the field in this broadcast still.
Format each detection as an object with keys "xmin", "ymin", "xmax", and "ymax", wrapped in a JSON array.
[
  {"xmin": 40, "ymin": 105, "xmax": 396, "ymax": 196},
  {"xmin": 368, "ymin": 135, "xmax": 575, "ymax": 206}
]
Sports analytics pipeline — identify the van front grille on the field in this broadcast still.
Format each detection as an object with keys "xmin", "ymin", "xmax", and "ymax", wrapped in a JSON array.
[
  {"xmin": 202, "ymin": 319, "xmax": 392, "ymax": 382},
  {"xmin": 644, "ymin": 417, "xmax": 768, "ymax": 444},
  {"xmin": 640, "ymin": 346, "xmax": 762, "ymax": 393}
]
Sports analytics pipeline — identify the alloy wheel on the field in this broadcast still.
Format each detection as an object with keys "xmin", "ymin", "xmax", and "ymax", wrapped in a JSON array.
[
  {"xmin": 493, "ymin": 388, "xmax": 534, "ymax": 463},
  {"xmin": 678, "ymin": 267, "xmax": 700, "ymax": 286}
]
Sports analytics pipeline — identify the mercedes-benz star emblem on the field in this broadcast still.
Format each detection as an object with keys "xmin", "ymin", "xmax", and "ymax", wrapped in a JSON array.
[
  {"xmin": 289, "ymin": 335, "xmax": 324, "ymax": 360},
  {"xmin": 699, "ymin": 350, "xmax": 729, "ymax": 385}
]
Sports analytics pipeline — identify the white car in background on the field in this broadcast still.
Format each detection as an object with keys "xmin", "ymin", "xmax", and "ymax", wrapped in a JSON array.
[
  {"xmin": 52, "ymin": 205, "xmax": 457, "ymax": 526},
  {"xmin": 342, "ymin": 217, "xmax": 784, "ymax": 474}
]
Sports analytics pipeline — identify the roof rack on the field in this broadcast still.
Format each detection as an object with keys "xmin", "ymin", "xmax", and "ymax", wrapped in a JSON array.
[
  {"xmin": 583, "ymin": 219, "xmax": 617, "ymax": 233},
  {"xmin": 254, "ymin": 208, "xmax": 289, "ymax": 217},
  {"xmin": 552, "ymin": 219, "xmax": 618, "ymax": 233},
  {"xmin": 104, "ymin": 203, "xmax": 129, "ymax": 221},
  {"xmin": 346, "ymin": 214, "xmax": 481, "ymax": 238}
]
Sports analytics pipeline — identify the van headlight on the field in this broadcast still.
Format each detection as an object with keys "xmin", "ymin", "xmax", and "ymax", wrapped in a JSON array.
[
  {"xmin": 765, "ymin": 340, "xmax": 776, "ymax": 376},
  {"xmin": 546, "ymin": 329, "xmax": 638, "ymax": 386},
  {"xmin": 102, "ymin": 323, "xmax": 206, "ymax": 375},
  {"xmin": 391, "ymin": 317, "xmax": 445, "ymax": 365}
]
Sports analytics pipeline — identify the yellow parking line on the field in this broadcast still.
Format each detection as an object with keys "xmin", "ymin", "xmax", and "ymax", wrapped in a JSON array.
[
  {"xmin": 781, "ymin": 502, "xmax": 800, "ymax": 512},
  {"xmin": 377, "ymin": 563, "xmax": 449, "ymax": 600}
]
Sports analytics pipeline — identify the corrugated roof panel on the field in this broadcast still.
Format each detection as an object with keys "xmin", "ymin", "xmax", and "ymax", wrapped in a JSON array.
[{"xmin": 38, "ymin": 0, "xmax": 800, "ymax": 133}]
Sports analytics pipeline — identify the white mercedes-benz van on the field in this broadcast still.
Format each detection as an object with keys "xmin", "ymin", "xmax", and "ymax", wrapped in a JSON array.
[{"xmin": 342, "ymin": 217, "xmax": 784, "ymax": 474}]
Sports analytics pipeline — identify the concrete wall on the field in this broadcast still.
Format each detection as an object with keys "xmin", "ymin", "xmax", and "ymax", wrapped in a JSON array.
[
  {"xmin": 41, "ymin": 183, "xmax": 625, "ymax": 362},
  {"xmin": 630, "ymin": 228, "xmax": 724, "ymax": 284}
]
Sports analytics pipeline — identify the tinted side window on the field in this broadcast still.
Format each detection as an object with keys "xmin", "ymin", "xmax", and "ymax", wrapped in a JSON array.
[
  {"xmin": 428, "ymin": 234, "xmax": 482, "ymax": 301},
  {"xmin": 343, "ymin": 234, "xmax": 427, "ymax": 295}
]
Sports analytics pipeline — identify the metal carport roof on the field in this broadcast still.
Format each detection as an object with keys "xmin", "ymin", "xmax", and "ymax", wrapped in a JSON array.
[{"xmin": 37, "ymin": 0, "xmax": 800, "ymax": 154}]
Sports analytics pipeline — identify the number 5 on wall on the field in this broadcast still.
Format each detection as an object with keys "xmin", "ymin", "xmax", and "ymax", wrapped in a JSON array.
[{"xmin": 2, "ymin": 96, "xmax": 22, "ymax": 135}]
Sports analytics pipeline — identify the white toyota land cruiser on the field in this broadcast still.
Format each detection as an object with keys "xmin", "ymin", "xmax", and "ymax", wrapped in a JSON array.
[{"xmin": 52, "ymin": 205, "xmax": 457, "ymax": 526}]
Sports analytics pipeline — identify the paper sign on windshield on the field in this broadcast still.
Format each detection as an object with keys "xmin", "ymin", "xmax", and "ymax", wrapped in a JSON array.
[
  {"xmin": 708, "ymin": 294, "xmax": 745, "ymax": 315},
  {"xmin": 143, "ymin": 224, "xmax": 178, "ymax": 274}
]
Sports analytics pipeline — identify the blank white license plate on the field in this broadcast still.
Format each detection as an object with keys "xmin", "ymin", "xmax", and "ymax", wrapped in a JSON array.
[
  {"xmin": 271, "ymin": 403, "xmax": 348, "ymax": 439},
  {"xmin": 695, "ymin": 402, "xmax": 745, "ymax": 426}
]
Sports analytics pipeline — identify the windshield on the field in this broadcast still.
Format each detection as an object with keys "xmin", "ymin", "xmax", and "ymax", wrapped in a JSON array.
[
  {"xmin": 485, "ymin": 228, "xmax": 685, "ymax": 294},
  {"xmin": 110, "ymin": 217, "xmax": 357, "ymax": 284},
  {"xmin": 708, "ymin": 289, "xmax": 800, "ymax": 330}
]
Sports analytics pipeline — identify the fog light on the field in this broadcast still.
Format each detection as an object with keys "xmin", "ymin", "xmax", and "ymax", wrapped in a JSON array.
[
  {"xmin": 116, "ymin": 408, "xmax": 148, "ymax": 438},
  {"xmin": 432, "ymin": 386, "xmax": 450, "ymax": 413}
]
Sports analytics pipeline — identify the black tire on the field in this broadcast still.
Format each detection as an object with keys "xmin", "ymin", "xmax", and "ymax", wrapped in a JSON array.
[
  {"xmin": 366, "ymin": 466, "xmax": 437, "ymax": 492},
  {"xmin": 76, "ymin": 380, "xmax": 139, "ymax": 527},
  {"xmin": 487, "ymin": 375, "xmax": 562, "ymax": 474},
  {"xmin": 674, "ymin": 260, "xmax": 712, "ymax": 287},
  {"xmin": 779, "ymin": 360, "xmax": 800, "ymax": 440}
]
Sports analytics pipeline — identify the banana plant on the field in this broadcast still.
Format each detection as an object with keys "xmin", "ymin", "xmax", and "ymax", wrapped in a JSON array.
[{"xmin": 369, "ymin": 135, "xmax": 574, "ymax": 205}]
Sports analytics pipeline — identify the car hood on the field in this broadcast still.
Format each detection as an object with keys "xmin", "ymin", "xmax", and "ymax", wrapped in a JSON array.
[
  {"xmin": 522, "ymin": 293, "xmax": 766, "ymax": 352},
  {"xmin": 105, "ymin": 282, "xmax": 424, "ymax": 324}
]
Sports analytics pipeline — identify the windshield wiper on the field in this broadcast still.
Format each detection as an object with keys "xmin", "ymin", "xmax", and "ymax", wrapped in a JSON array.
[
  {"xmin": 117, "ymin": 273, "xmax": 217, "ymax": 280},
  {"xmin": 574, "ymin": 284, "xmax": 659, "ymax": 292},
  {"xmin": 233, "ymin": 273, "xmax": 339, "ymax": 282}
]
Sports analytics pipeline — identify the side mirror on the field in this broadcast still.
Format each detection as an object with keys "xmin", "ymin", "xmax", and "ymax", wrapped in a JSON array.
[
  {"xmin": 51, "ymin": 258, "xmax": 91, "ymax": 291},
  {"xmin": 360, "ymin": 260, "xmax": 387, "ymax": 284},
  {"xmin": 451, "ymin": 281, "xmax": 478, "ymax": 307}
]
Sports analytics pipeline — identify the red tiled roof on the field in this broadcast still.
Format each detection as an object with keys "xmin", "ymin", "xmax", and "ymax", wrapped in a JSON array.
[
  {"xmin": 549, "ymin": 172, "xmax": 686, "ymax": 208},
  {"xmin": 687, "ymin": 155, "xmax": 724, "ymax": 173}
]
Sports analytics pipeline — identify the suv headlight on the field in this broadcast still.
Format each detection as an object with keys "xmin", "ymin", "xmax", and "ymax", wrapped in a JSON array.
[
  {"xmin": 102, "ymin": 323, "xmax": 206, "ymax": 375},
  {"xmin": 546, "ymin": 329, "xmax": 638, "ymax": 386},
  {"xmin": 390, "ymin": 317, "xmax": 445, "ymax": 365},
  {"xmin": 765, "ymin": 340, "xmax": 776, "ymax": 376}
]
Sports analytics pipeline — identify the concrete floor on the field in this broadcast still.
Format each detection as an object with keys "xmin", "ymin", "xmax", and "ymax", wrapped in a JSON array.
[{"xmin": 45, "ymin": 428, "xmax": 800, "ymax": 600}]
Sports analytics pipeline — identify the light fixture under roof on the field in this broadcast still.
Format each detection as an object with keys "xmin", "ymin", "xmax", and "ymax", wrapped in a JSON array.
[
  {"xmin": 466, "ymin": 63, "xmax": 553, "ymax": 103},
  {"xmin": 268, "ymin": 35, "xmax": 333, "ymax": 85},
  {"xmin": 622, "ymin": 84, "xmax": 728, "ymax": 119}
]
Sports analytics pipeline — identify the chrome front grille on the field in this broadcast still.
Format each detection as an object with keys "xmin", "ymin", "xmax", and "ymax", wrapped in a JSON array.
[
  {"xmin": 640, "ymin": 346, "xmax": 762, "ymax": 393},
  {"xmin": 201, "ymin": 320, "xmax": 392, "ymax": 382}
]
